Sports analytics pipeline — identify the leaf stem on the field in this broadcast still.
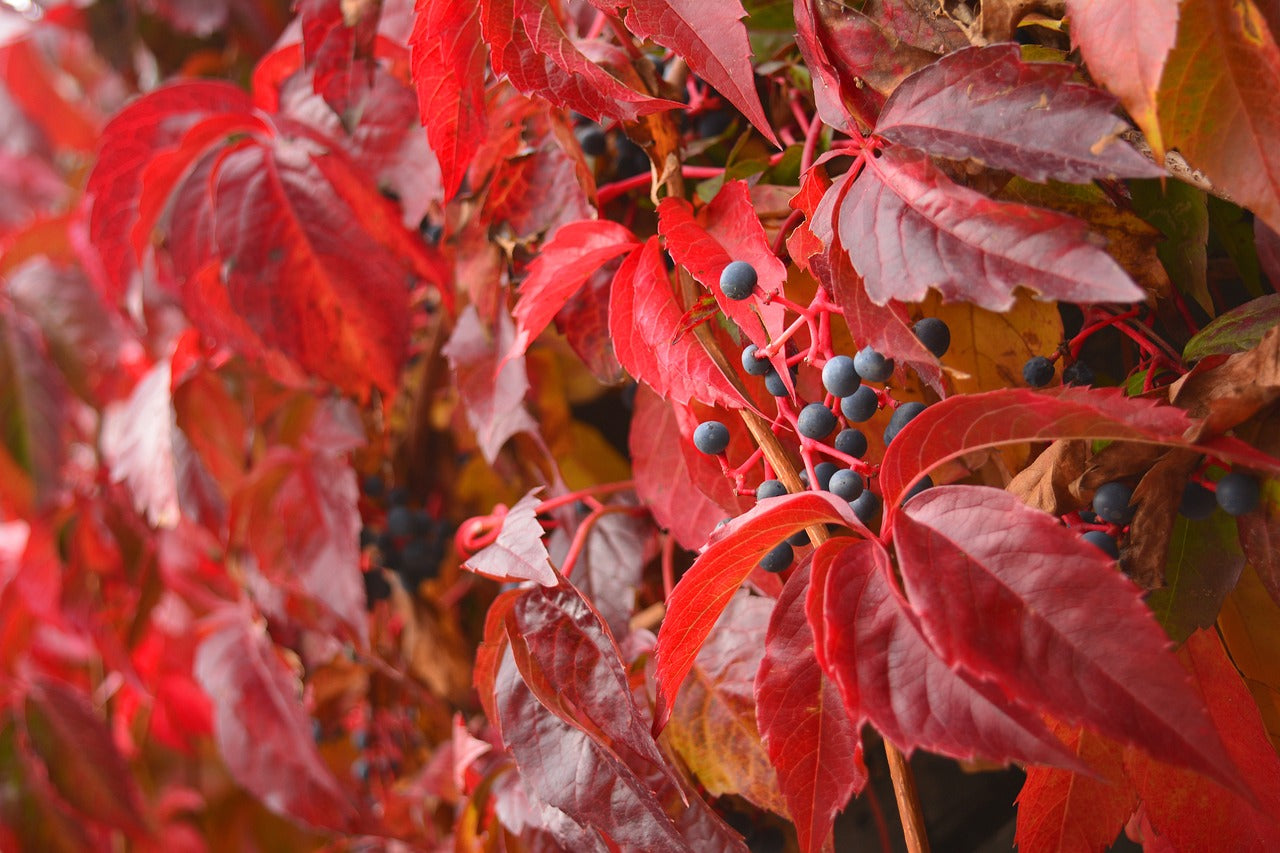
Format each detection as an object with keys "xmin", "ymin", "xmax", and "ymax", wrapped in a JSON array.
[{"xmin": 885, "ymin": 742, "xmax": 931, "ymax": 853}]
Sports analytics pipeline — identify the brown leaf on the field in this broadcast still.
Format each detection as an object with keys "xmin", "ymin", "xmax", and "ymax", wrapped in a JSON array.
[
  {"xmin": 1075, "ymin": 442, "xmax": 1168, "ymax": 494},
  {"xmin": 1124, "ymin": 449, "xmax": 1200, "ymax": 589},
  {"xmin": 1006, "ymin": 439, "xmax": 1088, "ymax": 515},
  {"xmin": 1172, "ymin": 316, "xmax": 1280, "ymax": 440}
]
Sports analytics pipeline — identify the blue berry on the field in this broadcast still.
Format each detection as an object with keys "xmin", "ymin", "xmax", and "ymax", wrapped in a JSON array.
[
  {"xmin": 1022, "ymin": 356, "xmax": 1054, "ymax": 387},
  {"xmin": 787, "ymin": 529, "xmax": 810, "ymax": 546},
  {"xmin": 760, "ymin": 541, "xmax": 794, "ymax": 573},
  {"xmin": 741, "ymin": 344, "xmax": 771, "ymax": 376},
  {"xmin": 821, "ymin": 355, "xmax": 861, "ymax": 397},
  {"xmin": 834, "ymin": 428, "xmax": 868, "ymax": 459},
  {"xmin": 1178, "ymin": 481, "xmax": 1217, "ymax": 520},
  {"xmin": 1216, "ymin": 472, "xmax": 1261, "ymax": 516},
  {"xmin": 387, "ymin": 505, "xmax": 414, "ymax": 538},
  {"xmin": 1083, "ymin": 530, "xmax": 1119, "ymax": 559},
  {"xmin": 693, "ymin": 420, "xmax": 731, "ymax": 455},
  {"xmin": 1063, "ymin": 361, "xmax": 1094, "ymax": 387},
  {"xmin": 719, "ymin": 261, "xmax": 757, "ymax": 300},
  {"xmin": 883, "ymin": 402, "xmax": 926, "ymax": 446},
  {"xmin": 828, "ymin": 469, "xmax": 864, "ymax": 500},
  {"xmin": 1092, "ymin": 481, "xmax": 1134, "ymax": 525},
  {"xmin": 854, "ymin": 346, "xmax": 894, "ymax": 383},
  {"xmin": 756, "ymin": 479, "xmax": 787, "ymax": 500},
  {"xmin": 913, "ymin": 318, "xmax": 951, "ymax": 358},
  {"xmin": 840, "ymin": 386, "xmax": 879, "ymax": 423},
  {"xmin": 797, "ymin": 403, "xmax": 838, "ymax": 440},
  {"xmin": 812, "ymin": 462, "xmax": 839, "ymax": 490},
  {"xmin": 902, "ymin": 475, "xmax": 933, "ymax": 505},
  {"xmin": 851, "ymin": 490, "xmax": 882, "ymax": 524},
  {"xmin": 764, "ymin": 367, "xmax": 790, "ymax": 397}
]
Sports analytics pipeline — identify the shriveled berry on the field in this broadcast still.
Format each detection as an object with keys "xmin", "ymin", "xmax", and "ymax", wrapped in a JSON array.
[
  {"xmin": 829, "ymin": 469, "xmax": 864, "ymax": 500},
  {"xmin": 854, "ymin": 346, "xmax": 895, "ymax": 383},
  {"xmin": 1022, "ymin": 356, "xmax": 1055, "ymax": 388},
  {"xmin": 741, "ymin": 344, "xmax": 771, "ymax": 376},
  {"xmin": 851, "ymin": 490, "xmax": 882, "ymax": 525},
  {"xmin": 841, "ymin": 386, "xmax": 879, "ymax": 423},
  {"xmin": 883, "ymin": 402, "xmax": 926, "ymax": 446},
  {"xmin": 1092, "ymin": 481, "xmax": 1134, "ymax": 525},
  {"xmin": 693, "ymin": 421, "xmax": 731, "ymax": 455},
  {"xmin": 756, "ymin": 479, "xmax": 787, "ymax": 500},
  {"xmin": 1179, "ymin": 481, "xmax": 1217, "ymax": 520},
  {"xmin": 719, "ymin": 261, "xmax": 758, "ymax": 300},
  {"xmin": 834, "ymin": 428, "xmax": 868, "ymax": 459},
  {"xmin": 822, "ymin": 355, "xmax": 861, "ymax": 397},
  {"xmin": 1063, "ymin": 361, "xmax": 1094, "ymax": 387},
  {"xmin": 1216, "ymin": 472, "xmax": 1261, "ymax": 516},
  {"xmin": 760, "ymin": 541, "xmax": 794, "ymax": 573},
  {"xmin": 1083, "ymin": 530, "xmax": 1119, "ymax": 558},
  {"xmin": 913, "ymin": 318, "xmax": 951, "ymax": 358},
  {"xmin": 798, "ymin": 403, "xmax": 838, "ymax": 440}
]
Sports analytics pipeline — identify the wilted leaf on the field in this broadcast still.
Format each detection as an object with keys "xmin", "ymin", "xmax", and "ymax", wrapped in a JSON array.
[
  {"xmin": 755, "ymin": 562, "xmax": 866, "ymax": 853},
  {"xmin": 1171, "ymin": 324, "xmax": 1280, "ymax": 439},
  {"xmin": 1006, "ymin": 439, "xmax": 1089, "ymax": 516},
  {"xmin": 877, "ymin": 45, "xmax": 1163, "ymax": 183},
  {"xmin": 463, "ymin": 488, "xmax": 556, "ymax": 586},
  {"xmin": 835, "ymin": 146, "xmax": 1144, "ymax": 311},
  {"xmin": 1183, "ymin": 293, "xmax": 1280, "ymax": 361},
  {"xmin": 817, "ymin": 538, "xmax": 1081, "ymax": 767},
  {"xmin": 896, "ymin": 486, "xmax": 1240, "ymax": 788},
  {"xmin": 1157, "ymin": 0, "xmax": 1280, "ymax": 231}
]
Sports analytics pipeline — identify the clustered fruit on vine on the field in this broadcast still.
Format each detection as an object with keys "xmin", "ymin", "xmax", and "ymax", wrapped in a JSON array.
[
  {"xmin": 359, "ymin": 476, "xmax": 450, "ymax": 604},
  {"xmin": 1022, "ymin": 355, "xmax": 1055, "ymax": 388}
]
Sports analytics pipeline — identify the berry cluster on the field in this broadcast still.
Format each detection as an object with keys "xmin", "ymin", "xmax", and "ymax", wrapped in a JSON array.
[
  {"xmin": 360, "ymin": 476, "xmax": 451, "ymax": 606},
  {"xmin": 691, "ymin": 262, "xmax": 952, "ymax": 573}
]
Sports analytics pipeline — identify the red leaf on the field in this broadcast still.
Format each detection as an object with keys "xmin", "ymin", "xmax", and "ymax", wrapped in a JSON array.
[
  {"xmin": 876, "ymin": 45, "xmax": 1163, "ymax": 183},
  {"xmin": 609, "ymin": 237, "xmax": 744, "ymax": 408},
  {"xmin": 508, "ymin": 220, "xmax": 639, "ymax": 366},
  {"xmin": 755, "ymin": 562, "xmax": 866, "ymax": 853},
  {"xmin": 896, "ymin": 485, "xmax": 1240, "ymax": 789},
  {"xmin": 506, "ymin": 584, "xmax": 676, "ymax": 786},
  {"xmin": 1123, "ymin": 629, "xmax": 1280, "ymax": 848},
  {"xmin": 615, "ymin": 0, "xmax": 778, "ymax": 145},
  {"xmin": 877, "ymin": 385, "xmax": 1280, "ymax": 514},
  {"xmin": 410, "ymin": 0, "xmax": 487, "ymax": 199},
  {"xmin": 836, "ymin": 146, "xmax": 1144, "ymax": 310},
  {"xmin": 562, "ymin": 508, "xmax": 652, "ymax": 638},
  {"xmin": 145, "ymin": 0, "xmax": 231, "ymax": 36},
  {"xmin": 462, "ymin": 488, "xmax": 556, "ymax": 586},
  {"xmin": 1066, "ymin": 0, "xmax": 1178, "ymax": 154},
  {"xmin": 792, "ymin": 0, "xmax": 858, "ymax": 133},
  {"xmin": 100, "ymin": 361, "xmax": 180, "ymax": 529},
  {"xmin": 297, "ymin": 0, "xmax": 381, "ymax": 117},
  {"xmin": 493, "ymin": 650, "xmax": 695, "ymax": 851},
  {"xmin": 629, "ymin": 385, "xmax": 746, "ymax": 551},
  {"xmin": 24, "ymin": 677, "xmax": 148, "ymax": 834},
  {"xmin": 818, "ymin": 538, "xmax": 1082, "ymax": 767},
  {"xmin": 0, "ymin": 300, "xmax": 71, "ymax": 506},
  {"xmin": 657, "ymin": 181, "xmax": 788, "ymax": 374},
  {"xmin": 1014, "ymin": 719, "xmax": 1138, "ymax": 853},
  {"xmin": 556, "ymin": 264, "xmax": 625, "ymax": 383},
  {"xmin": 652, "ymin": 490, "xmax": 866, "ymax": 732},
  {"xmin": 480, "ymin": 0, "xmax": 675, "ymax": 124},
  {"xmin": 193, "ymin": 607, "xmax": 364, "ymax": 834},
  {"xmin": 85, "ymin": 81, "xmax": 252, "ymax": 304}
]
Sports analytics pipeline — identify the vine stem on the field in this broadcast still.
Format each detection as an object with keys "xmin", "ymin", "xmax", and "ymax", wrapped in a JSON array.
[{"xmin": 886, "ymin": 743, "xmax": 931, "ymax": 853}]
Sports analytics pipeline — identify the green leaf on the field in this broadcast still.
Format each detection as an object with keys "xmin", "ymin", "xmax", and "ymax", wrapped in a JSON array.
[
  {"xmin": 1148, "ymin": 513, "xmax": 1245, "ymax": 642},
  {"xmin": 1183, "ymin": 294, "xmax": 1280, "ymax": 360}
]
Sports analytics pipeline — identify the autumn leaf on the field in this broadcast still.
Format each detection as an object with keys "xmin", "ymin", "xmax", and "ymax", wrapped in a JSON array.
[
  {"xmin": 462, "ymin": 488, "xmax": 556, "ymax": 586},
  {"xmin": 1183, "ymin": 293, "xmax": 1280, "ymax": 361}
]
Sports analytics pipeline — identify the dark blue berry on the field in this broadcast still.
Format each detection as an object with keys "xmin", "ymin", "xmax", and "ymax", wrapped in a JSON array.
[
  {"xmin": 576, "ymin": 124, "xmax": 607, "ymax": 156},
  {"xmin": 1092, "ymin": 481, "xmax": 1134, "ymax": 525},
  {"xmin": 756, "ymin": 479, "xmax": 787, "ymax": 500},
  {"xmin": 760, "ymin": 541, "xmax": 794, "ymax": 573},
  {"xmin": 841, "ymin": 386, "xmax": 879, "ymax": 423},
  {"xmin": 1216, "ymin": 472, "xmax": 1261, "ymax": 516},
  {"xmin": 1022, "ymin": 356, "xmax": 1055, "ymax": 387},
  {"xmin": 822, "ymin": 355, "xmax": 861, "ymax": 397},
  {"xmin": 813, "ymin": 462, "xmax": 839, "ymax": 491},
  {"xmin": 1063, "ymin": 361, "xmax": 1094, "ymax": 387},
  {"xmin": 741, "ymin": 344, "xmax": 771, "ymax": 376},
  {"xmin": 387, "ymin": 505, "xmax": 414, "ymax": 538},
  {"xmin": 764, "ymin": 367, "xmax": 790, "ymax": 397},
  {"xmin": 797, "ymin": 403, "xmax": 838, "ymax": 440},
  {"xmin": 851, "ymin": 490, "xmax": 882, "ymax": 524},
  {"xmin": 1178, "ymin": 481, "xmax": 1217, "ymax": 520},
  {"xmin": 362, "ymin": 474, "xmax": 385, "ymax": 498},
  {"xmin": 828, "ymin": 469, "xmax": 864, "ymax": 500},
  {"xmin": 854, "ymin": 346, "xmax": 894, "ymax": 383},
  {"xmin": 719, "ymin": 261, "xmax": 758, "ymax": 300},
  {"xmin": 693, "ymin": 420, "xmax": 731, "ymax": 455},
  {"xmin": 883, "ymin": 402, "xmax": 926, "ymax": 446},
  {"xmin": 834, "ymin": 428, "xmax": 868, "ymax": 459},
  {"xmin": 902, "ymin": 475, "xmax": 933, "ymax": 505},
  {"xmin": 913, "ymin": 318, "xmax": 951, "ymax": 358},
  {"xmin": 1083, "ymin": 530, "xmax": 1119, "ymax": 558},
  {"xmin": 787, "ymin": 529, "xmax": 810, "ymax": 546},
  {"xmin": 388, "ymin": 486, "xmax": 410, "ymax": 507}
]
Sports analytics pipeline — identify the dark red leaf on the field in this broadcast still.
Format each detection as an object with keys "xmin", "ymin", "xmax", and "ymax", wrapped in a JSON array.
[
  {"xmin": 792, "ymin": 0, "xmax": 858, "ymax": 132},
  {"xmin": 506, "ymin": 584, "xmax": 676, "ymax": 787},
  {"xmin": 560, "ymin": 507, "xmax": 652, "ymax": 638},
  {"xmin": 297, "ymin": 0, "xmax": 381, "ymax": 117},
  {"xmin": 609, "ymin": 237, "xmax": 744, "ymax": 408},
  {"xmin": 800, "ymin": 0, "xmax": 931, "ymax": 109},
  {"xmin": 817, "ymin": 538, "xmax": 1082, "ymax": 767},
  {"xmin": 193, "ymin": 606, "xmax": 365, "ymax": 833},
  {"xmin": 653, "ymin": 491, "xmax": 866, "ymax": 732},
  {"xmin": 145, "ymin": 0, "xmax": 231, "ymax": 36},
  {"xmin": 836, "ymin": 146, "xmax": 1144, "ymax": 310},
  {"xmin": 616, "ymin": 0, "xmax": 778, "ymax": 145},
  {"xmin": 443, "ymin": 305, "xmax": 541, "ymax": 462},
  {"xmin": 410, "ymin": 0, "xmax": 486, "ymax": 199},
  {"xmin": 755, "ymin": 562, "xmax": 866, "ymax": 853},
  {"xmin": 480, "ymin": 0, "xmax": 675, "ymax": 124},
  {"xmin": 878, "ymin": 386, "xmax": 1280, "ymax": 514},
  {"xmin": 555, "ymin": 264, "xmax": 625, "ymax": 384},
  {"xmin": 895, "ymin": 485, "xmax": 1240, "ymax": 789},
  {"xmin": 0, "ymin": 300, "xmax": 70, "ymax": 507},
  {"xmin": 463, "ymin": 488, "xmax": 556, "ymax": 586},
  {"xmin": 24, "ymin": 677, "xmax": 148, "ymax": 834},
  {"xmin": 1183, "ymin": 293, "xmax": 1280, "ymax": 360},
  {"xmin": 629, "ymin": 385, "xmax": 747, "ymax": 551},
  {"xmin": 876, "ymin": 45, "xmax": 1163, "ymax": 183},
  {"xmin": 494, "ymin": 650, "xmax": 694, "ymax": 851},
  {"xmin": 508, "ymin": 220, "xmax": 639, "ymax": 366}
]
